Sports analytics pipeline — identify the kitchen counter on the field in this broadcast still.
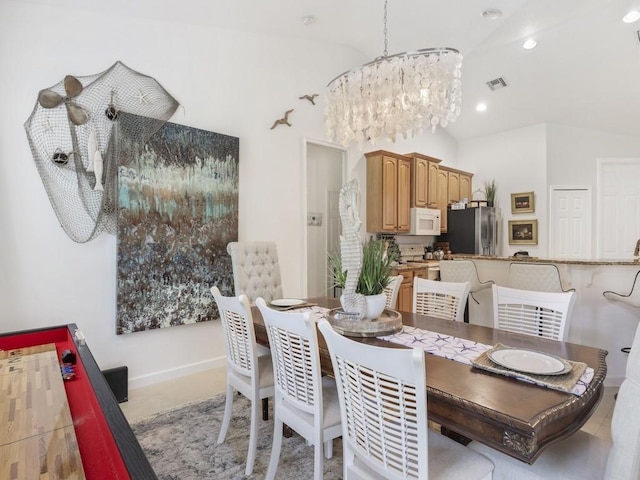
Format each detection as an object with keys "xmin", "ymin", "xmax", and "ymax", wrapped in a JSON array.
[
  {"xmin": 449, "ymin": 256, "xmax": 640, "ymax": 387},
  {"xmin": 449, "ymin": 254, "xmax": 639, "ymax": 266}
]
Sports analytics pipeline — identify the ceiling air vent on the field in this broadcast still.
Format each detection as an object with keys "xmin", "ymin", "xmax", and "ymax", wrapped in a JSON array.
[{"xmin": 486, "ymin": 77, "xmax": 509, "ymax": 91}]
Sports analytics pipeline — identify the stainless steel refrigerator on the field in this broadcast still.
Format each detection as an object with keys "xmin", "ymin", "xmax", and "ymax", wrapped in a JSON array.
[{"xmin": 441, "ymin": 207, "xmax": 498, "ymax": 256}]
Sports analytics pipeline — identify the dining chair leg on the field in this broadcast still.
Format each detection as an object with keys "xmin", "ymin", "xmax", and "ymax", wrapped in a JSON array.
[
  {"xmin": 314, "ymin": 439, "xmax": 323, "ymax": 480},
  {"xmin": 217, "ymin": 384, "xmax": 234, "ymax": 443},
  {"xmin": 245, "ymin": 396, "xmax": 259, "ymax": 475},
  {"xmin": 262, "ymin": 398, "xmax": 269, "ymax": 420},
  {"xmin": 324, "ymin": 439, "xmax": 333, "ymax": 459},
  {"xmin": 266, "ymin": 418, "xmax": 283, "ymax": 480}
]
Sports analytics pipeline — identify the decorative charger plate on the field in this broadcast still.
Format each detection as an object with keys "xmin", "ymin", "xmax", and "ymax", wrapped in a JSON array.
[
  {"xmin": 270, "ymin": 298, "xmax": 305, "ymax": 307},
  {"xmin": 489, "ymin": 348, "xmax": 571, "ymax": 375},
  {"xmin": 327, "ymin": 308, "xmax": 402, "ymax": 337}
]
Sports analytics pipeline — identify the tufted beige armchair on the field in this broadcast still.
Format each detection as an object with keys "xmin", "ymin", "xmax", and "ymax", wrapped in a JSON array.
[{"xmin": 227, "ymin": 241, "xmax": 283, "ymax": 304}]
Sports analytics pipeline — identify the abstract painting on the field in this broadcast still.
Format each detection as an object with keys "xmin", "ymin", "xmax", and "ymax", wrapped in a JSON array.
[{"xmin": 116, "ymin": 115, "xmax": 238, "ymax": 334}]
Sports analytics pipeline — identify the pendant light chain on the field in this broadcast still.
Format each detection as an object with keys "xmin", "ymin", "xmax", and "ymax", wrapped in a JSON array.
[{"xmin": 383, "ymin": 0, "xmax": 389, "ymax": 58}]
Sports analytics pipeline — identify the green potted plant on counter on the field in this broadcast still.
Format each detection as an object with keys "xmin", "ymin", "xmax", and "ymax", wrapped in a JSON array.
[
  {"xmin": 328, "ymin": 238, "xmax": 397, "ymax": 319},
  {"xmin": 484, "ymin": 179, "xmax": 497, "ymax": 207}
]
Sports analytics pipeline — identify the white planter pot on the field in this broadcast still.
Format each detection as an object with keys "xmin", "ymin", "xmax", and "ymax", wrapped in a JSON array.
[
  {"xmin": 339, "ymin": 293, "xmax": 387, "ymax": 320},
  {"xmin": 364, "ymin": 293, "xmax": 386, "ymax": 320}
]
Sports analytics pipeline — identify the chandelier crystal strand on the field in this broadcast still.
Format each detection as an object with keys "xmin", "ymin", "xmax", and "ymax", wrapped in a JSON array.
[{"xmin": 324, "ymin": 0, "xmax": 462, "ymax": 147}]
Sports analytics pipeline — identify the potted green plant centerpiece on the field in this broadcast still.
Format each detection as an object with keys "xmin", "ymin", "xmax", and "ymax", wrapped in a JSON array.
[
  {"xmin": 484, "ymin": 179, "xmax": 497, "ymax": 207},
  {"xmin": 329, "ymin": 238, "xmax": 397, "ymax": 319}
]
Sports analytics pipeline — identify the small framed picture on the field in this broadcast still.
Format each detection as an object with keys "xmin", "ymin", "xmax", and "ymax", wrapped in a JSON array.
[
  {"xmin": 508, "ymin": 220, "xmax": 538, "ymax": 245},
  {"xmin": 511, "ymin": 191, "xmax": 535, "ymax": 214}
]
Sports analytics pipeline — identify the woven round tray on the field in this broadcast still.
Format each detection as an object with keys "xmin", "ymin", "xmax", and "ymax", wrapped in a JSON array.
[{"xmin": 327, "ymin": 308, "xmax": 402, "ymax": 337}]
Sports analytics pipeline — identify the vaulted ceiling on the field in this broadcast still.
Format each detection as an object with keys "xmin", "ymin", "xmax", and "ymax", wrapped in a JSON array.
[{"xmin": 30, "ymin": 0, "xmax": 640, "ymax": 141}]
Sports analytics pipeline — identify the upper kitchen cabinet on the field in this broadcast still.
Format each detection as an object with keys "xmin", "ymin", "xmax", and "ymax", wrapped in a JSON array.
[
  {"xmin": 442, "ymin": 167, "xmax": 473, "ymax": 205},
  {"xmin": 459, "ymin": 173, "xmax": 472, "ymax": 203},
  {"xmin": 436, "ymin": 168, "xmax": 450, "ymax": 232},
  {"xmin": 406, "ymin": 153, "xmax": 441, "ymax": 209},
  {"xmin": 365, "ymin": 151, "xmax": 411, "ymax": 233}
]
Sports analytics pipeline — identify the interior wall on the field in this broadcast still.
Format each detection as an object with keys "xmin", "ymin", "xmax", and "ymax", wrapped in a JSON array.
[
  {"xmin": 458, "ymin": 124, "xmax": 547, "ymax": 257},
  {"xmin": 547, "ymin": 123, "xmax": 640, "ymax": 256},
  {"xmin": 0, "ymin": 0, "xmax": 368, "ymax": 387},
  {"xmin": 0, "ymin": 1, "xmax": 459, "ymax": 387}
]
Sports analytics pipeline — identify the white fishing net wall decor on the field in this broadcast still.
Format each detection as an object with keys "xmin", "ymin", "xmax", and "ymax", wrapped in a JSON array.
[{"xmin": 24, "ymin": 61, "xmax": 179, "ymax": 243}]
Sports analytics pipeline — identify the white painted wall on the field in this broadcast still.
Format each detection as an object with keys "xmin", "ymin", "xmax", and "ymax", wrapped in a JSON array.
[
  {"xmin": 0, "ymin": 0, "xmax": 458, "ymax": 387},
  {"xmin": 458, "ymin": 124, "xmax": 547, "ymax": 257}
]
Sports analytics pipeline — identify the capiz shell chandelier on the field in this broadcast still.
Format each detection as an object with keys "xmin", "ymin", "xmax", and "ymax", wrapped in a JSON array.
[{"xmin": 325, "ymin": 1, "xmax": 463, "ymax": 147}]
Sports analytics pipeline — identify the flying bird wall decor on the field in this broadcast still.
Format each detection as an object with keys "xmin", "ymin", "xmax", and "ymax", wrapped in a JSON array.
[
  {"xmin": 299, "ymin": 94, "xmax": 319, "ymax": 105},
  {"xmin": 270, "ymin": 109, "xmax": 294, "ymax": 129}
]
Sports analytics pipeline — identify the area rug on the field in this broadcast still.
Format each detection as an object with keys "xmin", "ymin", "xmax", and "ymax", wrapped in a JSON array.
[{"xmin": 132, "ymin": 393, "xmax": 343, "ymax": 479}]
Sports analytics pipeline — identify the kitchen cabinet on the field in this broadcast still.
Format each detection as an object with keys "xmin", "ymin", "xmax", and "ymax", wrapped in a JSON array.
[
  {"xmin": 365, "ymin": 151, "xmax": 411, "ymax": 233},
  {"xmin": 447, "ymin": 170, "xmax": 460, "ymax": 203},
  {"xmin": 460, "ymin": 173, "xmax": 472, "ymax": 203},
  {"xmin": 410, "ymin": 156, "xmax": 428, "ymax": 207},
  {"xmin": 407, "ymin": 153, "xmax": 442, "ymax": 209},
  {"xmin": 393, "ymin": 266, "xmax": 427, "ymax": 312},
  {"xmin": 436, "ymin": 168, "xmax": 449, "ymax": 232}
]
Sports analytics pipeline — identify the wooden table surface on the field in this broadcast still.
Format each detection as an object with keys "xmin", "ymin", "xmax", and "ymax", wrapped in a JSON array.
[{"xmin": 252, "ymin": 296, "xmax": 608, "ymax": 464}]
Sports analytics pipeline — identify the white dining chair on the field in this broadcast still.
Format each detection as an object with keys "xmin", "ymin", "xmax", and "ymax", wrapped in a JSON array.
[
  {"xmin": 509, "ymin": 263, "xmax": 575, "ymax": 293},
  {"xmin": 469, "ymin": 319, "xmax": 640, "ymax": 479},
  {"xmin": 317, "ymin": 319, "xmax": 494, "ymax": 480},
  {"xmin": 492, "ymin": 285, "xmax": 576, "ymax": 341},
  {"xmin": 383, "ymin": 274, "xmax": 404, "ymax": 310},
  {"xmin": 227, "ymin": 241, "xmax": 283, "ymax": 304},
  {"xmin": 413, "ymin": 277, "xmax": 471, "ymax": 322},
  {"xmin": 211, "ymin": 287, "xmax": 275, "ymax": 476},
  {"xmin": 256, "ymin": 298, "xmax": 342, "ymax": 480}
]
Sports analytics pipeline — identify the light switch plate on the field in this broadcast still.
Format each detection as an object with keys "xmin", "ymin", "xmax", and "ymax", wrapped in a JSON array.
[{"xmin": 307, "ymin": 212, "xmax": 323, "ymax": 226}]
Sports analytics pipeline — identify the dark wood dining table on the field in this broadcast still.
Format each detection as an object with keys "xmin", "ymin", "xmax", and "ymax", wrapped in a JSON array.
[{"xmin": 251, "ymin": 296, "xmax": 608, "ymax": 465}]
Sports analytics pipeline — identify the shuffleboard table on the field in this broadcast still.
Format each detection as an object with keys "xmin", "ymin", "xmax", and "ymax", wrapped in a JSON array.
[{"xmin": 0, "ymin": 324, "xmax": 156, "ymax": 479}]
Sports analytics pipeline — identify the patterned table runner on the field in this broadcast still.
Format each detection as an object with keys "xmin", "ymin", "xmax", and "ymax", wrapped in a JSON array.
[{"xmin": 381, "ymin": 325, "xmax": 594, "ymax": 396}]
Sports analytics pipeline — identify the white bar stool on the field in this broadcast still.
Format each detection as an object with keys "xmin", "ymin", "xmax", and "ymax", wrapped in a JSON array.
[
  {"xmin": 509, "ymin": 263, "xmax": 575, "ymax": 293},
  {"xmin": 439, "ymin": 260, "xmax": 494, "ymax": 323},
  {"xmin": 603, "ymin": 270, "xmax": 640, "ymax": 354}
]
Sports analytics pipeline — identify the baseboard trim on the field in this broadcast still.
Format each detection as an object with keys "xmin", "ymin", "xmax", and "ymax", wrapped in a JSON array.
[{"xmin": 128, "ymin": 356, "xmax": 226, "ymax": 390}]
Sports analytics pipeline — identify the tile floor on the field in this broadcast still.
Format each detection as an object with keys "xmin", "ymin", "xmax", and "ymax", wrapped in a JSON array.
[{"xmin": 120, "ymin": 366, "xmax": 617, "ymax": 444}]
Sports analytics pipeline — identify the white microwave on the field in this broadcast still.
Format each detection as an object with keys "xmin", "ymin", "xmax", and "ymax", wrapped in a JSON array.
[{"xmin": 409, "ymin": 208, "xmax": 441, "ymax": 235}]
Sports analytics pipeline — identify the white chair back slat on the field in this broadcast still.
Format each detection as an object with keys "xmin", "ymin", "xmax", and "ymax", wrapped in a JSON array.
[
  {"xmin": 318, "ymin": 320, "xmax": 494, "ymax": 480},
  {"xmin": 492, "ymin": 285, "xmax": 576, "ymax": 341},
  {"xmin": 257, "ymin": 298, "xmax": 343, "ymax": 480},
  {"xmin": 211, "ymin": 286, "xmax": 274, "ymax": 476},
  {"xmin": 319, "ymin": 319, "xmax": 428, "ymax": 480},
  {"xmin": 266, "ymin": 318, "xmax": 317, "ymax": 413},
  {"xmin": 413, "ymin": 277, "xmax": 471, "ymax": 322},
  {"xmin": 383, "ymin": 275, "xmax": 404, "ymax": 310}
]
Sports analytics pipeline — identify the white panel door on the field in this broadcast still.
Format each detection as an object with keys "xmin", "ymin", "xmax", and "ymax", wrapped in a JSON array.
[
  {"xmin": 597, "ymin": 159, "xmax": 640, "ymax": 259},
  {"xmin": 549, "ymin": 186, "xmax": 592, "ymax": 259}
]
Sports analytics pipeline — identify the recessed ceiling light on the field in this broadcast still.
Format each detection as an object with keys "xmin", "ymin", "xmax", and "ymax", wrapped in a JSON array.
[
  {"xmin": 476, "ymin": 103, "xmax": 487, "ymax": 112},
  {"xmin": 300, "ymin": 15, "xmax": 316, "ymax": 26},
  {"xmin": 523, "ymin": 38, "xmax": 537, "ymax": 50},
  {"xmin": 482, "ymin": 9, "xmax": 502, "ymax": 20},
  {"xmin": 623, "ymin": 10, "xmax": 640, "ymax": 23}
]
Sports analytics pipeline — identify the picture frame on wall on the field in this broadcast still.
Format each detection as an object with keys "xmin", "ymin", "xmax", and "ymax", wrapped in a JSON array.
[
  {"xmin": 508, "ymin": 219, "xmax": 538, "ymax": 245},
  {"xmin": 511, "ymin": 191, "xmax": 535, "ymax": 214}
]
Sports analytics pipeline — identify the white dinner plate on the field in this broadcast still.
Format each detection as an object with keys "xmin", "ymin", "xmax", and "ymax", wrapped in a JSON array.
[
  {"xmin": 489, "ymin": 348, "xmax": 571, "ymax": 375},
  {"xmin": 270, "ymin": 298, "xmax": 305, "ymax": 307}
]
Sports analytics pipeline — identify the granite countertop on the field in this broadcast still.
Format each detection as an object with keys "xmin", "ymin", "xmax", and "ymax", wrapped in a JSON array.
[
  {"xmin": 392, "ymin": 260, "xmax": 439, "ymax": 271},
  {"xmin": 448, "ymin": 254, "xmax": 640, "ymax": 266}
]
